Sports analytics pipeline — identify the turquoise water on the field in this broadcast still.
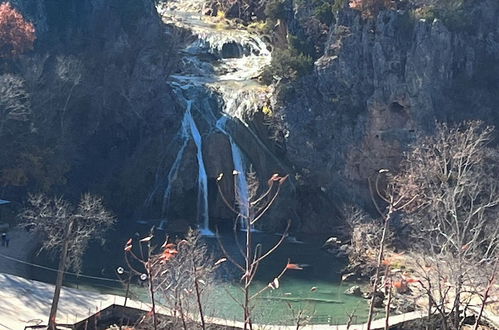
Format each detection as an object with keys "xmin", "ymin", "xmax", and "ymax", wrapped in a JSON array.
[
  {"xmin": 204, "ymin": 233, "xmax": 370, "ymax": 325},
  {"xmin": 29, "ymin": 229, "xmax": 369, "ymax": 325},
  {"xmin": 208, "ymin": 278, "xmax": 370, "ymax": 325}
]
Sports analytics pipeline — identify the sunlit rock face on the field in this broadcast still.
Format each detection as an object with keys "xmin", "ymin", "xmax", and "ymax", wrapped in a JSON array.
[{"xmin": 277, "ymin": 0, "xmax": 499, "ymax": 217}]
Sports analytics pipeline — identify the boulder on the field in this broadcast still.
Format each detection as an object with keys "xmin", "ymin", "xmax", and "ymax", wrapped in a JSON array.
[
  {"xmin": 372, "ymin": 295, "xmax": 384, "ymax": 308},
  {"xmin": 344, "ymin": 285, "xmax": 362, "ymax": 297}
]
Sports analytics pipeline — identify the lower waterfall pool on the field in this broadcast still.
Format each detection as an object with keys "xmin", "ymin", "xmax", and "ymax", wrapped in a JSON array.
[{"xmin": 29, "ymin": 230, "xmax": 370, "ymax": 326}]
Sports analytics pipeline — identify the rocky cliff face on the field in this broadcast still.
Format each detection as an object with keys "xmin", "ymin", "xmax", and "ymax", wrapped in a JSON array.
[
  {"xmin": 3, "ymin": 0, "xmax": 498, "ymax": 235},
  {"xmin": 275, "ymin": 0, "xmax": 499, "ymax": 231}
]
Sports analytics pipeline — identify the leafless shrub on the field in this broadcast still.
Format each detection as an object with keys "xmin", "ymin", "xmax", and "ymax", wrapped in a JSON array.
[
  {"xmin": 342, "ymin": 205, "xmax": 385, "ymax": 270},
  {"xmin": 285, "ymin": 300, "xmax": 315, "ymax": 329},
  {"xmin": 55, "ymin": 55, "xmax": 83, "ymax": 85},
  {"xmin": 124, "ymin": 229, "xmax": 167, "ymax": 330}
]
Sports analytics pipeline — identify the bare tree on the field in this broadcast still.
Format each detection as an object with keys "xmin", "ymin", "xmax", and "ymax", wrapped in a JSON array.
[
  {"xmin": 0, "ymin": 73, "xmax": 31, "ymax": 136},
  {"xmin": 123, "ymin": 228, "xmax": 219, "ymax": 330},
  {"xmin": 124, "ymin": 228, "xmax": 167, "ymax": 330},
  {"xmin": 153, "ymin": 229, "xmax": 219, "ymax": 330},
  {"xmin": 394, "ymin": 121, "xmax": 499, "ymax": 329},
  {"xmin": 365, "ymin": 169, "xmax": 420, "ymax": 330},
  {"xmin": 19, "ymin": 193, "xmax": 115, "ymax": 330},
  {"xmin": 54, "ymin": 55, "xmax": 83, "ymax": 134},
  {"xmin": 216, "ymin": 171, "xmax": 299, "ymax": 330}
]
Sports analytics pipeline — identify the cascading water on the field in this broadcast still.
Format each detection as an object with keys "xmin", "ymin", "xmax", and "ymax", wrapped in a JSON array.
[
  {"xmin": 184, "ymin": 102, "xmax": 214, "ymax": 236},
  {"xmin": 153, "ymin": 0, "xmax": 272, "ymax": 234},
  {"xmin": 215, "ymin": 116, "xmax": 250, "ymax": 230}
]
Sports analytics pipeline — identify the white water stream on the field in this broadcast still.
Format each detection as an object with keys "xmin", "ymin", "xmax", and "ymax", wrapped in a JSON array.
[
  {"xmin": 184, "ymin": 101, "xmax": 213, "ymax": 235},
  {"xmin": 215, "ymin": 116, "xmax": 250, "ymax": 230}
]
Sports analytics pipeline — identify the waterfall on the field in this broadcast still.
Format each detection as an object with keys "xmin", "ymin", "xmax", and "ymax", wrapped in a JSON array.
[
  {"xmin": 216, "ymin": 116, "xmax": 250, "ymax": 230},
  {"xmin": 185, "ymin": 104, "xmax": 214, "ymax": 236},
  {"xmin": 157, "ymin": 100, "xmax": 214, "ymax": 236},
  {"xmin": 152, "ymin": 0, "xmax": 273, "ymax": 235}
]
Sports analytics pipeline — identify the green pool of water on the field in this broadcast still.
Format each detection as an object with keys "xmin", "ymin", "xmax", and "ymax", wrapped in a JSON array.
[{"xmin": 29, "ymin": 229, "xmax": 369, "ymax": 326}]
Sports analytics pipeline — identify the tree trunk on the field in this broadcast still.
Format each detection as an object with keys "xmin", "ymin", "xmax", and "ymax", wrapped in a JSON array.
[
  {"xmin": 366, "ymin": 207, "xmax": 393, "ymax": 330},
  {"xmin": 244, "ymin": 216, "xmax": 253, "ymax": 330},
  {"xmin": 384, "ymin": 279, "xmax": 392, "ymax": 330},
  {"xmin": 194, "ymin": 277, "xmax": 206, "ymax": 330},
  {"xmin": 147, "ymin": 262, "xmax": 158, "ymax": 330},
  {"xmin": 179, "ymin": 295, "xmax": 188, "ymax": 330},
  {"xmin": 473, "ymin": 260, "xmax": 497, "ymax": 330},
  {"xmin": 48, "ymin": 220, "xmax": 73, "ymax": 330}
]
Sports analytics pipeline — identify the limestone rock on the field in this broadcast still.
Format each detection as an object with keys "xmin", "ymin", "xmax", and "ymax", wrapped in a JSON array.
[
  {"xmin": 344, "ymin": 285, "xmax": 362, "ymax": 297},
  {"xmin": 276, "ymin": 0, "xmax": 499, "ymax": 231}
]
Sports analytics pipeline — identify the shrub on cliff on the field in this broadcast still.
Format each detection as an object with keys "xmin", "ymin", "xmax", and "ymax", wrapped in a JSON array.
[
  {"xmin": 348, "ymin": 0, "xmax": 395, "ymax": 18},
  {"xmin": 333, "ymin": 0, "xmax": 349, "ymax": 11},
  {"xmin": 313, "ymin": 1, "xmax": 334, "ymax": 25},
  {"xmin": 261, "ymin": 46, "xmax": 313, "ymax": 83},
  {"xmin": 293, "ymin": 0, "xmax": 334, "ymax": 25},
  {"xmin": 413, "ymin": 0, "xmax": 471, "ymax": 31},
  {"xmin": 264, "ymin": 0, "xmax": 292, "ymax": 20},
  {"xmin": 347, "ymin": 0, "xmax": 471, "ymax": 31},
  {"xmin": 0, "ymin": 2, "xmax": 36, "ymax": 58}
]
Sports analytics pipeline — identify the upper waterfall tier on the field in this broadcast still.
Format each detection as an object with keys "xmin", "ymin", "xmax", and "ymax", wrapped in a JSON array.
[{"xmin": 159, "ymin": 0, "xmax": 271, "ymax": 85}]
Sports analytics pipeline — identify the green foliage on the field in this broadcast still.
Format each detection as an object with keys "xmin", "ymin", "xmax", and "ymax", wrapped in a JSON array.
[
  {"xmin": 412, "ymin": 0, "xmax": 471, "ymax": 31},
  {"xmin": 349, "ymin": 0, "xmax": 396, "ymax": 18},
  {"xmin": 437, "ymin": 7, "xmax": 470, "ymax": 31},
  {"xmin": 332, "ymin": 0, "xmax": 349, "ymax": 12},
  {"xmin": 264, "ymin": 0, "xmax": 292, "ymax": 20},
  {"xmin": 288, "ymin": 34, "xmax": 316, "ymax": 58},
  {"xmin": 314, "ymin": 2, "xmax": 334, "ymax": 25},
  {"xmin": 261, "ymin": 47, "xmax": 314, "ymax": 83},
  {"xmin": 292, "ymin": 0, "xmax": 334, "ymax": 25}
]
